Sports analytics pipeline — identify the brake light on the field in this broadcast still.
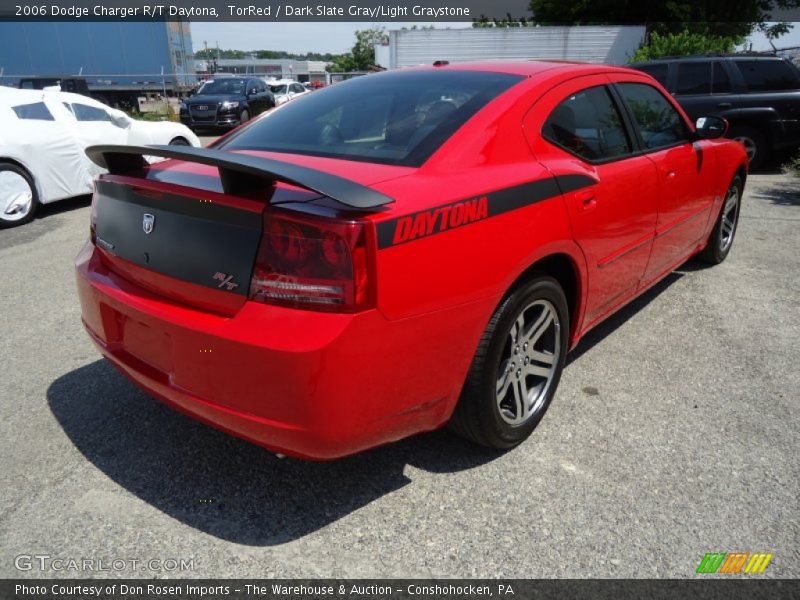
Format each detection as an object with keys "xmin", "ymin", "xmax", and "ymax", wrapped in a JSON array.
[{"xmin": 249, "ymin": 209, "xmax": 374, "ymax": 312}]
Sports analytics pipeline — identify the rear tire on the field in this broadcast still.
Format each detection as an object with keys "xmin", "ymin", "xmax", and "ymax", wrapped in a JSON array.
[
  {"xmin": 168, "ymin": 137, "xmax": 190, "ymax": 146},
  {"xmin": 449, "ymin": 275, "xmax": 569, "ymax": 449},
  {"xmin": 728, "ymin": 125, "xmax": 767, "ymax": 171},
  {"xmin": 0, "ymin": 162, "xmax": 38, "ymax": 228},
  {"xmin": 698, "ymin": 175, "xmax": 743, "ymax": 265}
]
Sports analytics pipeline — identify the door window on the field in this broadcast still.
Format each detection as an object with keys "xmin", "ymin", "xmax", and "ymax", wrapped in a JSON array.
[
  {"xmin": 542, "ymin": 86, "xmax": 632, "ymax": 161},
  {"xmin": 71, "ymin": 103, "xmax": 113, "ymax": 122},
  {"xmin": 637, "ymin": 63, "xmax": 669, "ymax": 88},
  {"xmin": 735, "ymin": 59, "xmax": 800, "ymax": 91},
  {"xmin": 676, "ymin": 62, "xmax": 711, "ymax": 95},
  {"xmin": 711, "ymin": 62, "xmax": 733, "ymax": 94},
  {"xmin": 12, "ymin": 102, "xmax": 54, "ymax": 120},
  {"xmin": 617, "ymin": 83, "xmax": 690, "ymax": 150}
]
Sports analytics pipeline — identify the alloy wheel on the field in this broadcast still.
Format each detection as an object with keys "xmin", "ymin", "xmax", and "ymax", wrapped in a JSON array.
[
  {"xmin": 495, "ymin": 299, "xmax": 561, "ymax": 426},
  {"xmin": 720, "ymin": 183, "xmax": 740, "ymax": 253}
]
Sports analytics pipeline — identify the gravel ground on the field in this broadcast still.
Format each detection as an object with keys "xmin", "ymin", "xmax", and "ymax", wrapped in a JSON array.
[{"xmin": 0, "ymin": 171, "xmax": 798, "ymax": 579}]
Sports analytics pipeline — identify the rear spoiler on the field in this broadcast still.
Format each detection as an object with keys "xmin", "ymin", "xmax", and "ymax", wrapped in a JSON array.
[{"xmin": 85, "ymin": 144, "xmax": 394, "ymax": 210}]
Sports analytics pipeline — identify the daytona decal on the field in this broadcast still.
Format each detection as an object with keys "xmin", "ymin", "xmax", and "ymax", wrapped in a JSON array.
[
  {"xmin": 376, "ymin": 175, "xmax": 594, "ymax": 248},
  {"xmin": 392, "ymin": 196, "xmax": 489, "ymax": 245}
]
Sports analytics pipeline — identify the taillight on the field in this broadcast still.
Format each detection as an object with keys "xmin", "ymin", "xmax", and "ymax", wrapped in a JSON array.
[{"xmin": 249, "ymin": 209, "xmax": 374, "ymax": 312}]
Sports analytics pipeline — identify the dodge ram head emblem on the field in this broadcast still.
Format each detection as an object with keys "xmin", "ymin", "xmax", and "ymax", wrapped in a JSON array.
[{"xmin": 142, "ymin": 213, "xmax": 155, "ymax": 234}]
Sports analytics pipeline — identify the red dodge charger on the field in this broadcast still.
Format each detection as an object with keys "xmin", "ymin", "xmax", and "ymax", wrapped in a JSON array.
[{"xmin": 76, "ymin": 61, "xmax": 748, "ymax": 459}]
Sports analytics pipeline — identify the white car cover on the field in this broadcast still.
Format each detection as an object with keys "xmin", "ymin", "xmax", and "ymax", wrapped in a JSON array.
[{"xmin": 0, "ymin": 87, "xmax": 200, "ymax": 215}]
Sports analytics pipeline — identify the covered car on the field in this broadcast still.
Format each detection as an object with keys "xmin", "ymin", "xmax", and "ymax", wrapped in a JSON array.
[{"xmin": 0, "ymin": 88, "xmax": 200, "ymax": 227}]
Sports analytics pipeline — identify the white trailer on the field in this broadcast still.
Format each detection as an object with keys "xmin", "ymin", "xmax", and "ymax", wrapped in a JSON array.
[{"xmin": 380, "ymin": 26, "xmax": 646, "ymax": 69}]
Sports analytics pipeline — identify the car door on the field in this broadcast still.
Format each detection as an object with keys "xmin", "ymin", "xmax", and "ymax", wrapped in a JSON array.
[
  {"xmin": 248, "ymin": 79, "xmax": 271, "ymax": 115},
  {"xmin": 8, "ymin": 99, "xmax": 90, "ymax": 201},
  {"xmin": 524, "ymin": 76, "xmax": 660, "ymax": 327},
  {"xmin": 672, "ymin": 60, "xmax": 740, "ymax": 122},
  {"xmin": 613, "ymin": 80, "xmax": 717, "ymax": 282},
  {"xmin": 60, "ymin": 100, "xmax": 129, "ymax": 177}
]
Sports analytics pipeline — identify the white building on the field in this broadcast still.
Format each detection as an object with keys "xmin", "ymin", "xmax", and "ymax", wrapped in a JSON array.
[
  {"xmin": 377, "ymin": 26, "xmax": 647, "ymax": 69},
  {"xmin": 194, "ymin": 58, "xmax": 329, "ymax": 83}
]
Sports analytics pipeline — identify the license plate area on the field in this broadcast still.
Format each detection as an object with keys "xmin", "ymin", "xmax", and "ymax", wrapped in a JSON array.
[
  {"xmin": 123, "ymin": 318, "xmax": 173, "ymax": 375},
  {"xmin": 94, "ymin": 180, "xmax": 262, "ymax": 297}
]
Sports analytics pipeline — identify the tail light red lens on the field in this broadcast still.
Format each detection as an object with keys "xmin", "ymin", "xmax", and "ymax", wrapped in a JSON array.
[{"xmin": 249, "ymin": 209, "xmax": 374, "ymax": 312}]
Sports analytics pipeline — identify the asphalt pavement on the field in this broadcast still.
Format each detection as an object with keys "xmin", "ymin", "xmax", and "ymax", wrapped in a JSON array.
[{"xmin": 0, "ymin": 169, "xmax": 798, "ymax": 578}]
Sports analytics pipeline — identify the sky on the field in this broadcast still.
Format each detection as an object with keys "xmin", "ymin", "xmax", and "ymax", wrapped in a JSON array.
[{"xmin": 191, "ymin": 22, "xmax": 800, "ymax": 56}]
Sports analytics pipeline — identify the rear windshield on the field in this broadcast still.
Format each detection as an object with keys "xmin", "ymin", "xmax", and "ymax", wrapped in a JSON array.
[
  {"xmin": 220, "ymin": 70, "xmax": 523, "ymax": 167},
  {"xmin": 199, "ymin": 79, "xmax": 247, "ymax": 95}
]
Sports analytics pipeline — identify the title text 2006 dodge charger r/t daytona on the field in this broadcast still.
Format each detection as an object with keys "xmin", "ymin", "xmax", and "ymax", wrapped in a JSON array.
[{"xmin": 76, "ymin": 62, "xmax": 747, "ymax": 459}]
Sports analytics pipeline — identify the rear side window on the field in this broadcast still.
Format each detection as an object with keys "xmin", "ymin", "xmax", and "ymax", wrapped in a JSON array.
[
  {"xmin": 637, "ymin": 64, "xmax": 669, "ymax": 88},
  {"xmin": 617, "ymin": 83, "xmax": 690, "ymax": 150},
  {"xmin": 71, "ymin": 103, "xmax": 112, "ymax": 122},
  {"xmin": 12, "ymin": 102, "xmax": 54, "ymax": 120},
  {"xmin": 735, "ymin": 60, "xmax": 800, "ymax": 92},
  {"xmin": 542, "ymin": 86, "xmax": 632, "ymax": 161},
  {"xmin": 676, "ymin": 62, "xmax": 711, "ymax": 95},
  {"xmin": 221, "ymin": 70, "xmax": 523, "ymax": 167},
  {"xmin": 712, "ymin": 62, "xmax": 733, "ymax": 94}
]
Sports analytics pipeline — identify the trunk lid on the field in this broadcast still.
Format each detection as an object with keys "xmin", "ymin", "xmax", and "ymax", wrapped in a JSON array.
[{"xmin": 89, "ymin": 147, "xmax": 412, "ymax": 316}]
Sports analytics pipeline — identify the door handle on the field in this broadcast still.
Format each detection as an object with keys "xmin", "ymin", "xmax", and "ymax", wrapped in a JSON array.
[
  {"xmin": 717, "ymin": 102, "xmax": 732, "ymax": 109},
  {"xmin": 574, "ymin": 189, "xmax": 597, "ymax": 212}
]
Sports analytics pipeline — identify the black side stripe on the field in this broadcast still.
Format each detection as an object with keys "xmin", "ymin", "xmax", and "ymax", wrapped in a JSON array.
[{"xmin": 376, "ymin": 174, "xmax": 595, "ymax": 249}]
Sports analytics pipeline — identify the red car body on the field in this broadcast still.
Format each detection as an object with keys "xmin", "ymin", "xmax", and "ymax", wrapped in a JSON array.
[{"xmin": 75, "ymin": 62, "xmax": 747, "ymax": 459}]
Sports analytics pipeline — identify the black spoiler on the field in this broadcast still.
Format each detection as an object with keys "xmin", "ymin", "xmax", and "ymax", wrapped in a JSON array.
[{"xmin": 85, "ymin": 144, "xmax": 394, "ymax": 210}]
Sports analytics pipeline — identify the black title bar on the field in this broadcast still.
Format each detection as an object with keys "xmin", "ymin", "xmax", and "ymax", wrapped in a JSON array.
[
  {"xmin": 1, "ymin": 0, "xmax": 798, "ymax": 22},
  {"xmin": 4, "ymin": 579, "xmax": 800, "ymax": 600}
]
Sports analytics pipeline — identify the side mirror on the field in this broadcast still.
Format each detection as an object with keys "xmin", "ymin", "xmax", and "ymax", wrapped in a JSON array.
[
  {"xmin": 695, "ymin": 116, "xmax": 728, "ymax": 140},
  {"xmin": 108, "ymin": 110, "xmax": 131, "ymax": 129}
]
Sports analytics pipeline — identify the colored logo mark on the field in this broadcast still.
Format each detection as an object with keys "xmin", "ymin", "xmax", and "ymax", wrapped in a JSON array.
[{"xmin": 697, "ymin": 552, "xmax": 773, "ymax": 574}]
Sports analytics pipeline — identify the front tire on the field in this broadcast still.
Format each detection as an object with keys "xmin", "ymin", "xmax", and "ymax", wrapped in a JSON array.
[
  {"xmin": 698, "ymin": 175, "xmax": 743, "ymax": 265},
  {"xmin": 449, "ymin": 275, "xmax": 569, "ymax": 449},
  {"xmin": 239, "ymin": 109, "xmax": 250, "ymax": 125},
  {"xmin": 0, "ymin": 162, "xmax": 38, "ymax": 228},
  {"xmin": 168, "ymin": 137, "xmax": 190, "ymax": 146}
]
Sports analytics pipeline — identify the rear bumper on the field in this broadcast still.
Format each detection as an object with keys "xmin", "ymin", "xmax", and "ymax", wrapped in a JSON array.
[{"xmin": 75, "ymin": 242, "xmax": 484, "ymax": 459}]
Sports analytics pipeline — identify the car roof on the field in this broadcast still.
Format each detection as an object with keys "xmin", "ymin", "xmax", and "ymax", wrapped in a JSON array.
[
  {"xmin": 0, "ymin": 86, "xmax": 107, "ymax": 108},
  {"xmin": 631, "ymin": 54, "xmax": 787, "ymax": 64}
]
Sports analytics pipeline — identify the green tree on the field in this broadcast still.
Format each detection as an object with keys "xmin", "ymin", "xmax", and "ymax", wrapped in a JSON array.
[
  {"xmin": 327, "ymin": 27, "xmax": 389, "ymax": 72},
  {"xmin": 527, "ymin": 0, "xmax": 800, "ymax": 40},
  {"xmin": 631, "ymin": 30, "xmax": 740, "ymax": 61}
]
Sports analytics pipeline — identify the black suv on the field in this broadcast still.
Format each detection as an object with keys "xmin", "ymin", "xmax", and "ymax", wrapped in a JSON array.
[
  {"xmin": 180, "ymin": 77, "xmax": 274, "ymax": 131},
  {"xmin": 630, "ymin": 55, "xmax": 800, "ymax": 168}
]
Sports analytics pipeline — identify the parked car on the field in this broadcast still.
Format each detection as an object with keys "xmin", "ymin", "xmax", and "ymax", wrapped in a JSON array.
[
  {"xmin": 0, "ymin": 88, "xmax": 200, "ymax": 227},
  {"xmin": 76, "ymin": 62, "xmax": 747, "ymax": 459},
  {"xmin": 180, "ymin": 77, "xmax": 274, "ymax": 131},
  {"xmin": 630, "ymin": 54, "xmax": 800, "ymax": 169},
  {"xmin": 267, "ymin": 79, "xmax": 310, "ymax": 106}
]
